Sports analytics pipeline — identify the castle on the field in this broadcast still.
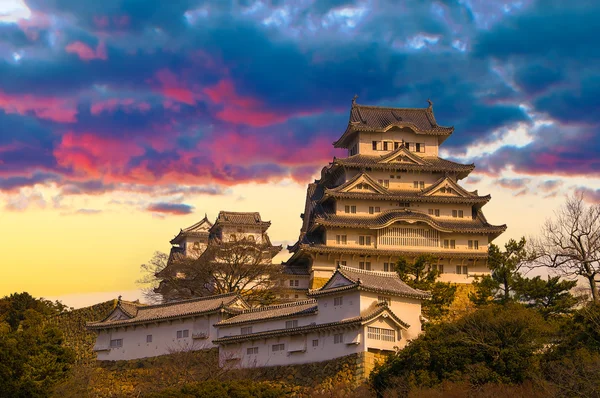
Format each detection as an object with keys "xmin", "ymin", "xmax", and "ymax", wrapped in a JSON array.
[{"xmin": 88, "ymin": 99, "xmax": 505, "ymax": 373}]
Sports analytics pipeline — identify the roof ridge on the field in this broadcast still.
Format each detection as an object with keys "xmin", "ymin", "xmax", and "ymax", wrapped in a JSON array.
[
  {"xmin": 356, "ymin": 104, "xmax": 430, "ymax": 111},
  {"xmin": 138, "ymin": 292, "xmax": 238, "ymax": 310},
  {"xmin": 240, "ymin": 299, "xmax": 317, "ymax": 314},
  {"xmin": 339, "ymin": 265, "xmax": 399, "ymax": 278}
]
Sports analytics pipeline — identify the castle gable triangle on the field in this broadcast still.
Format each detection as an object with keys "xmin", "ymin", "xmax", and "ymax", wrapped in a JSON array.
[
  {"xmin": 378, "ymin": 147, "xmax": 431, "ymax": 166},
  {"xmin": 322, "ymin": 272, "xmax": 355, "ymax": 290},
  {"xmin": 182, "ymin": 216, "xmax": 213, "ymax": 233},
  {"xmin": 423, "ymin": 176, "xmax": 476, "ymax": 198},
  {"xmin": 330, "ymin": 172, "xmax": 388, "ymax": 195}
]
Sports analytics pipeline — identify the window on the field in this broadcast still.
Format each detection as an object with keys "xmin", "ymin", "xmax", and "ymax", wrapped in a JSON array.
[
  {"xmin": 334, "ymin": 296, "xmax": 343, "ymax": 306},
  {"xmin": 474, "ymin": 240, "xmax": 479, "ymax": 250},
  {"xmin": 443, "ymin": 240, "xmax": 456, "ymax": 249},
  {"xmin": 378, "ymin": 179, "xmax": 389, "ymax": 188},
  {"xmin": 394, "ymin": 141, "xmax": 400, "ymax": 149},
  {"xmin": 367, "ymin": 327, "xmax": 395, "ymax": 342},
  {"xmin": 272, "ymin": 343, "xmax": 285, "ymax": 352},
  {"xmin": 468, "ymin": 240, "xmax": 473, "ymax": 249},
  {"xmin": 241, "ymin": 327, "xmax": 252, "ymax": 335},
  {"xmin": 344, "ymin": 205, "xmax": 350, "ymax": 213},
  {"xmin": 351, "ymin": 205, "xmax": 356, "ymax": 214},
  {"xmin": 378, "ymin": 296, "xmax": 391, "ymax": 305},
  {"xmin": 176, "ymin": 330, "xmax": 189, "ymax": 339},
  {"xmin": 416, "ymin": 143, "xmax": 421, "ymax": 152},
  {"xmin": 435, "ymin": 209, "xmax": 440, "ymax": 217},
  {"xmin": 452, "ymin": 210, "xmax": 457, "ymax": 218},
  {"xmin": 359, "ymin": 261, "xmax": 371, "ymax": 270},
  {"xmin": 383, "ymin": 262, "xmax": 391, "ymax": 272},
  {"xmin": 289, "ymin": 279, "xmax": 299, "ymax": 287},
  {"xmin": 358, "ymin": 236, "xmax": 372, "ymax": 246},
  {"xmin": 336, "ymin": 260, "xmax": 347, "ymax": 267},
  {"xmin": 349, "ymin": 144, "xmax": 357, "ymax": 156},
  {"xmin": 369, "ymin": 206, "xmax": 374, "ymax": 214},
  {"xmin": 247, "ymin": 347, "xmax": 259, "ymax": 355},
  {"xmin": 285, "ymin": 320, "xmax": 299, "ymax": 329},
  {"xmin": 372, "ymin": 141, "xmax": 377, "ymax": 150},
  {"xmin": 440, "ymin": 187, "xmax": 446, "ymax": 194},
  {"xmin": 110, "ymin": 339, "xmax": 123, "ymax": 348},
  {"xmin": 375, "ymin": 206, "xmax": 381, "ymax": 213},
  {"xmin": 334, "ymin": 333, "xmax": 344, "ymax": 344},
  {"xmin": 405, "ymin": 142, "xmax": 410, "ymax": 151},
  {"xmin": 458, "ymin": 210, "xmax": 464, "ymax": 218},
  {"xmin": 420, "ymin": 181, "xmax": 425, "ymax": 189},
  {"xmin": 413, "ymin": 181, "xmax": 419, "ymax": 189},
  {"xmin": 146, "ymin": 335, "xmax": 152, "ymax": 343},
  {"xmin": 428, "ymin": 209, "xmax": 434, "ymax": 215},
  {"xmin": 383, "ymin": 141, "xmax": 389, "ymax": 151},
  {"xmin": 336, "ymin": 235, "xmax": 347, "ymax": 245},
  {"xmin": 456, "ymin": 266, "xmax": 469, "ymax": 275},
  {"xmin": 399, "ymin": 202, "xmax": 410, "ymax": 208},
  {"xmin": 312, "ymin": 339, "xmax": 319, "ymax": 347}
]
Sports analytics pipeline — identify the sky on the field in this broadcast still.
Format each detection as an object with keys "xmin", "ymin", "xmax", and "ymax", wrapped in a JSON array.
[{"xmin": 0, "ymin": 0, "xmax": 599, "ymax": 308}]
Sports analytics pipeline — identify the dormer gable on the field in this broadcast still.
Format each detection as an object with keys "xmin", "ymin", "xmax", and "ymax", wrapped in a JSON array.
[
  {"xmin": 378, "ymin": 147, "xmax": 431, "ymax": 166},
  {"xmin": 329, "ymin": 172, "xmax": 388, "ymax": 195},
  {"xmin": 422, "ymin": 176, "xmax": 478, "ymax": 198},
  {"xmin": 323, "ymin": 272, "xmax": 355, "ymax": 290}
]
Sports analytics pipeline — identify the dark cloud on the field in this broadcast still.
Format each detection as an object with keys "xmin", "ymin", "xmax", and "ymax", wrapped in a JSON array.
[{"xmin": 147, "ymin": 202, "xmax": 194, "ymax": 215}]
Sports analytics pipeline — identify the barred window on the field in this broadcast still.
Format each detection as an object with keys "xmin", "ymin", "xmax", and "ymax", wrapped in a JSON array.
[
  {"xmin": 285, "ymin": 320, "xmax": 298, "ymax": 329},
  {"xmin": 334, "ymin": 333, "xmax": 344, "ymax": 344},
  {"xmin": 312, "ymin": 339, "xmax": 319, "ymax": 347},
  {"xmin": 110, "ymin": 339, "xmax": 123, "ymax": 348},
  {"xmin": 367, "ymin": 327, "xmax": 395, "ymax": 342},
  {"xmin": 241, "ymin": 327, "xmax": 252, "ymax": 335},
  {"xmin": 176, "ymin": 330, "xmax": 189, "ymax": 339},
  {"xmin": 146, "ymin": 335, "xmax": 152, "ymax": 343},
  {"xmin": 334, "ymin": 296, "xmax": 343, "ymax": 306},
  {"xmin": 272, "ymin": 343, "xmax": 285, "ymax": 352},
  {"xmin": 247, "ymin": 347, "xmax": 258, "ymax": 355}
]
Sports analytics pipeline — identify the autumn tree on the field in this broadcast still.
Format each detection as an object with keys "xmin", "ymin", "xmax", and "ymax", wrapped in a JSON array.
[
  {"xmin": 532, "ymin": 194, "xmax": 600, "ymax": 302},
  {"xmin": 396, "ymin": 254, "xmax": 456, "ymax": 321},
  {"xmin": 139, "ymin": 240, "xmax": 284, "ymax": 306}
]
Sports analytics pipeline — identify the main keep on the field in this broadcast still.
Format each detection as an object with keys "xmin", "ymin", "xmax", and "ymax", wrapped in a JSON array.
[{"xmin": 286, "ymin": 98, "xmax": 506, "ymax": 287}]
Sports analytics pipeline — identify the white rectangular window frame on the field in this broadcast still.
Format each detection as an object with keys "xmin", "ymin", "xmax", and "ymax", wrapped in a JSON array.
[
  {"xmin": 176, "ymin": 330, "xmax": 189, "ymax": 339},
  {"xmin": 241, "ymin": 326, "xmax": 253, "ymax": 335},
  {"xmin": 110, "ymin": 339, "xmax": 123, "ymax": 348},
  {"xmin": 272, "ymin": 343, "xmax": 285, "ymax": 352},
  {"xmin": 285, "ymin": 320, "xmax": 299, "ymax": 329},
  {"xmin": 367, "ymin": 327, "xmax": 395, "ymax": 342}
]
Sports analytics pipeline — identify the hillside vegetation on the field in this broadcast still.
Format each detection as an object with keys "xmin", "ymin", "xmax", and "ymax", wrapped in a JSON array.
[{"xmin": 48, "ymin": 300, "xmax": 116, "ymax": 364}]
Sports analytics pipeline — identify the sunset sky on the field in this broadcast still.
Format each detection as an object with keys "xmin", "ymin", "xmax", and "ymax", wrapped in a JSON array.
[{"xmin": 0, "ymin": 0, "xmax": 598, "ymax": 308}]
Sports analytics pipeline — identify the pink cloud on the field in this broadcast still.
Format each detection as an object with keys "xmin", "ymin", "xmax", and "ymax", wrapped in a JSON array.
[
  {"xmin": 90, "ymin": 98, "xmax": 151, "ymax": 115},
  {"xmin": 0, "ymin": 90, "xmax": 77, "ymax": 123},
  {"xmin": 154, "ymin": 69, "xmax": 196, "ymax": 105},
  {"xmin": 54, "ymin": 132, "xmax": 144, "ymax": 178},
  {"xmin": 65, "ymin": 40, "xmax": 107, "ymax": 61}
]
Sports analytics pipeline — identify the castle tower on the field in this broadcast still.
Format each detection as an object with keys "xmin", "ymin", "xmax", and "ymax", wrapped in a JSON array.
[{"xmin": 285, "ymin": 98, "xmax": 506, "ymax": 288}]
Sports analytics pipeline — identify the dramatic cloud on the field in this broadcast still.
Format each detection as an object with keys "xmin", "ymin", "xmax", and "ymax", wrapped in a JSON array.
[
  {"xmin": 0, "ymin": 0, "xmax": 597, "ymax": 212},
  {"xmin": 147, "ymin": 202, "xmax": 195, "ymax": 215}
]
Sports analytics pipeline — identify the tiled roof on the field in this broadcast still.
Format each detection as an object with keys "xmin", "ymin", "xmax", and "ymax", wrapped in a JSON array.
[
  {"xmin": 282, "ymin": 264, "xmax": 311, "ymax": 276},
  {"xmin": 170, "ymin": 215, "xmax": 213, "ymax": 244},
  {"xmin": 296, "ymin": 244, "xmax": 489, "ymax": 260},
  {"xmin": 313, "ymin": 209, "xmax": 507, "ymax": 234},
  {"xmin": 214, "ymin": 211, "xmax": 271, "ymax": 228},
  {"xmin": 87, "ymin": 292, "xmax": 244, "ymax": 329},
  {"xmin": 334, "ymin": 102, "xmax": 453, "ymax": 148},
  {"xmin": 308, "ymin": 265, "xmax": 429, "ymax": 300},
  {"xmin": 215, "ymin": 299, "xmax": 318, "ymax": 326},
  {"xmin": 213, "ymin": 303, "xmax": 409, "ymax": 345},
  {"xmin": 333, "ymin": 155, "xmax": 474, "ymax": 174}
]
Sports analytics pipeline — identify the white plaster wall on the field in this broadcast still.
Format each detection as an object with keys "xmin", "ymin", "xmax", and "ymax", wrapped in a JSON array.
[
  {"xmin": 217, "ymin": 312, "xmax": 319, "ymax": 338},
  {"xmin": 219, "ymin": 326, "xmax": 364, "ymax": 368},
  {"xmin": 334, "ymin": 196, "xmax": 476, "ymax": 218},
  {"xmin": 220, "ymin": 226, "xmax": 265, "ymax": 243},
  {"xmin": 313, "ymin": 291, "xmax": 361, "ymax": 325},
  {"xmin": 363, "ymin": 316, "xmax": 405, "ymax": 351},
  {"xmin": 356, "ymin": 129, "xmax": 440, "ymax": 156},
  {"xmin": 358, "ymin": 291, "xmax": 422, "ymax": 342},
  {"xmin": 94, "ymin": 313, "xmax": 222, "ymax": 361}
]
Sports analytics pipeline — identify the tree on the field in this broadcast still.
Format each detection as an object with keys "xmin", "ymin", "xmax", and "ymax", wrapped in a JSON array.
[
  {"xmin": 370, "ymin": 303, "xmax": 553, "ymax": 394},
  {"xmin": 532, "ymin": 194, "xmax": 600, "ymax": 302},
  {"xmin": 0, "ymin": 293, "xmax": 75, "ymax": 397},
  {"xmin": 396, "ymin": 255, "xmax": 457, "ymax": 321},
  {"xmin": 137, "ymin": 251, "xmax": 169, "ymax": 303},
  {"xmin": 470, "ymin": 237, "xmax": 532, "ymax": 305},
  {"xmin": 513, "ymin": 275, "xmax": 578, "ymax": 319},
  {"xmin": 139, "ymin": 241, "xmax": 284, "ymax": 306}
]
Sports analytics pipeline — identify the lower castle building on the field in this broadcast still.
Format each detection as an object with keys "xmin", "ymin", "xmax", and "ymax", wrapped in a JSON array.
[{"xmin": 88, "ymin": 266, "xmax": 427, "ymax": 374}]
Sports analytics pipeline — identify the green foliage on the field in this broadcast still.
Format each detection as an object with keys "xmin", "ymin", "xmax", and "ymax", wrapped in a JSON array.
[
  {"xmin": 396, "ymin": 255, "xmax": 457, "ymax": 321},
  {"xmin": 147, "ymin": 379, "xmax": 290, "ymax": 398},
  {"xmin": 513, "ymin": 275, "xmax": 578, "ymax": 318},
  {"xmin": 370, "ymin": 303, "xmax": 552, "ymax": 393},
  {"xmin": 471, "ymin": 238, "xmax": 531, "ymax": 304},
  {"xmin": 0, "ymin": 293, "xmax": 75, "ymax": 398}
]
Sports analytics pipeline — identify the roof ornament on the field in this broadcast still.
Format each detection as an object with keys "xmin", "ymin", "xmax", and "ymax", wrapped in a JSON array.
[
  {"xmin": 352, "ymin": 94, "xmax": 358, "ymax": 105},
  {"xmin": 357, "ymin": 278, "xmax": 362, "ymax": 285},
  {"xmin": 117, "ymin": 295, "xmax": 122, "ymax": 305},
  {"xmin": 427, "ymin": 99, "xmax": 433, "ymax": 109}
]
